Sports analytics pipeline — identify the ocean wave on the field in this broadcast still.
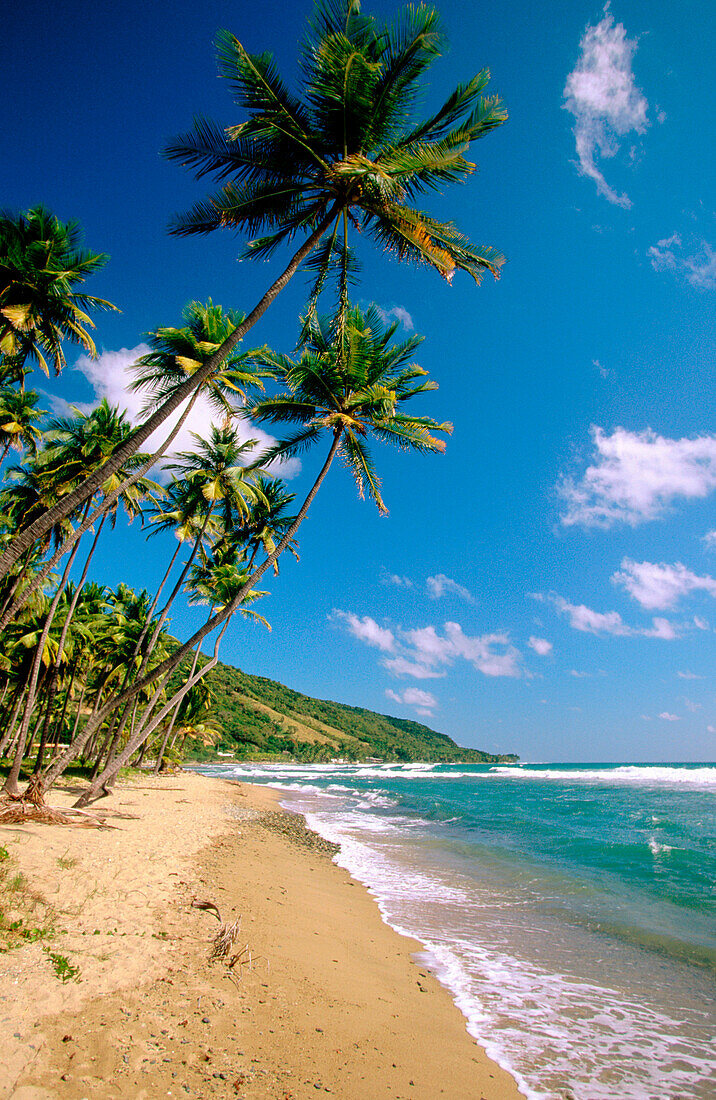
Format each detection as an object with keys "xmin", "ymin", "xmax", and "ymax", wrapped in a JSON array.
[{"xmin": 487, "ymin": 765, "xmax": 716, "ymax": 787}]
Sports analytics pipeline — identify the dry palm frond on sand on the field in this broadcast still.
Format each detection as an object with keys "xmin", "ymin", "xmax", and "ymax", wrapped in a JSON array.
[{"xmin": 0, "ymin": 799, "xmax": 111, "ymax": 828}]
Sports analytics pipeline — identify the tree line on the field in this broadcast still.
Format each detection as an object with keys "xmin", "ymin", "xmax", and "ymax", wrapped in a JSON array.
[{"xmin": 0, "ymin": 0, "xmax": 506, "ymax": 810}]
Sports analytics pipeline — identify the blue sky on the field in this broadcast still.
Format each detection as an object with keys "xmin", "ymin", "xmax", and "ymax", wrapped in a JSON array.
[{"xmin": 4, "ymin": 0, "xmax": 715, "ymax": 761}]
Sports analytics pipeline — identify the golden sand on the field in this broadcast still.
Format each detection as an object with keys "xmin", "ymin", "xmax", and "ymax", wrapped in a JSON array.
[{"xmin": 0, "ymin": 772, "xmax": 522, "ymax": 1099}]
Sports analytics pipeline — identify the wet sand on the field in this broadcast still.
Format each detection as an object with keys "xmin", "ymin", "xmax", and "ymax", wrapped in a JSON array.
[{"xmin": 0, "ymin": 771, "xmax": 522, "ymax": 1099}]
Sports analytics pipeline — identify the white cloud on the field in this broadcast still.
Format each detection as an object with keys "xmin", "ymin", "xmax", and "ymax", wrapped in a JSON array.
[
  {"xmin": 708, "ymin": 725, "xmax": 716, "ymax": 734},
  {"xmin": 65, "ymin": 344, "xmax": 293, "ymax": 481},
  {"xmin": 403, "ymin": 622, "xmax": 521, "ymax": 678},
  {"xmin": 648, "ymin": 235, "xmax": 716, "ymax": 290},
  {"xmin": 375, "ymin": 305, "xmax": 414, "ymax": 332},
  {"xmin": 658, "ymin": 712, "xmax": 681, "ymax": 721},
  {"xmin": 693, "ymin": 616, "xmax": 710, "ymax": 631},
  {"xmin": 550, "ymin": 594, "xmax": 679, "ymax": 639},
  {"xmin": 646, "ymin": 617, "xmax": 679, "ymax": 640},
  {"xmin": 329, "ymin": 610, "xmax": 395, "ymax": 652},
  {"xmin": 554, "ymin": 598, "xmax": 632, "ymax": 635},
  {"xmin": 385, "ymin": 687, "xmax": 437, "ymax": 714},
  {"xmin": 381, "ymin": 657, "xmax": 445, "ymax": 679},
  {"xmin": 703, "ymin": 531, "xmax": 716, "ymax": 548},
  {"xmin": 344, "ymin": 614, "xmax": 522, "ymax": 680},
  {"xmin": 593, "ymin": 358, "xmax": 613, "ymax": 380},
  {"xmin": 677, "ymin": 670, "xmax": 701, "ymax": 680},
  {"xmin": 426, "ymin": 574, "xmax": 474, "ymax": 603},
  {"xmin": 570, "ymin": 669, "xmax": 591, "ymax": 678},
  {"xmin": 528, "ymin": 636, "xmax": 553, "ymax": 656},
  {"xmin": 560, "ymin": 426, "xmax": 716, "ymax": 527},
  {"xmin": 563, "ymin": 4, "xmax": 648, "ymax": 207},
  {"xmin": 613, "ymin": 559, "xmax": 716, "ymax": 610},
  {"xmin": 380, "ymin": 570, "xmax": 413, "ymax": 588}
]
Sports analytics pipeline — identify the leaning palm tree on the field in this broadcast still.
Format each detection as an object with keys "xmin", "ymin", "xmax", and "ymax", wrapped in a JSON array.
[
  {"xmin": 0, "ymin": 388, "xmax": 46, "ymax": 465},
  {"xmin": 0, "ymin": 205, "xmax": 117, "ymax": 384},
  {"xmin": 0, "ymin": 402, "xmax": 157, "ymax": 631},
  {"xmin": 0, "ymin": 0, "xmax": 506, "ymax": 583},
  {"xmin": 67, "ymin": 303, "xmax": 450, "ymax": 806}
]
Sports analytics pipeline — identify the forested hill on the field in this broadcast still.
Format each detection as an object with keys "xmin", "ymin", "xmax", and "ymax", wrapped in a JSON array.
[{"xmin": 188, "ymin": 660, "xmax": 518, "ymax": 764}]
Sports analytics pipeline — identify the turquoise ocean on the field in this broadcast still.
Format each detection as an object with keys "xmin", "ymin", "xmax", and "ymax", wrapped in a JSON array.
[{"xmin": 197, "ymin": 761, "xmax": 716, "ymax": 1099}]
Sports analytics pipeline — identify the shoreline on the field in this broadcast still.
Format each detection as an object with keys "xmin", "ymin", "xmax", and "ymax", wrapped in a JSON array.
[{"xmin": 1, "ymin": 771, "xmax": 523, "ymax": 1099}]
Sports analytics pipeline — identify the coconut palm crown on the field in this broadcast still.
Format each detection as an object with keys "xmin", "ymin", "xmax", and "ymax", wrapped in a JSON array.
[
  {"xmin": 165, "ymin": 0, "xmax": 507, "ymax": 305},
  {"xmin": 247, "ymin": 302, "xmax": 451, "ymax": 514},
  {"xmin": 0, "ymin": 206, "xmax": 117, "ymax": 380}
]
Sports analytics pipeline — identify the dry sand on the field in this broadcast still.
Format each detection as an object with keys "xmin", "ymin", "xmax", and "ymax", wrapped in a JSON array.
[{"xmin": 0, "ymin": 771, "xmax": 522, "ymax": 1099}]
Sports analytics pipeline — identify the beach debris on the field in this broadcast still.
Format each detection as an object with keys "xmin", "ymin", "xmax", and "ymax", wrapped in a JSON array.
[
  {"xmin": 0, "ymin": 799, "xmax": 111, "ymax": 828},
  {"xmin": 191, "ymin": 897, "xmax": 267, "ymax": 985},
  {"xmin": 191, "ymin": 897, "xmax": 242, "ymax": 959}
]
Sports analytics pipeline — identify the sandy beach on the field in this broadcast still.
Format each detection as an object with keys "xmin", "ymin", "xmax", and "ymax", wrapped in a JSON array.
[{"xmin": 0, "ymin": 771, "xmax": 522, "ymax": 1099}]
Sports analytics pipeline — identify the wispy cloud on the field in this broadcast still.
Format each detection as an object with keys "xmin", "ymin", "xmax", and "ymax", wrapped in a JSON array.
[
  {"xmin": 426, "ymin": 574, "xmax": 475, "ymax": 603},
  {"xmin": 385, "ymin": 687, "xmax": 437, "ymax": 716},
  {"xmin": 332, "ymin": 610, "xmax": 522, "ymax": 680},
  {"xmin": 380, "ymin": 569, "xmax": 413, "ymax": 588},
  {"xmin": 648, "ymin": 235, "xmax": 716, "ymax": 290},
  {"xmin": 658, "ymin": 712, "xmax": 681, "ymax": 722},
  {"xmin": 382, "ymin": 657, "xmax": 445, "ymax": 680},
  {"xmin": 329, "ymin": 610, "xmax": 395, "ymax": 652},
  {"xmin": 677, "ymin": 670, "xmax": 702, "ymax": 680},
  {"xmin": 563, "ymin": 4, "xmax": 648, "ymax": 207},
  {"xmin": 375, "ymin": 305, "xmax": 414, "ymax": 332},
  {"xmin": 704, "ymin": 531, "xmax": 716, "ymax": 549},
  {"xmin": 401, "ymin": 622, "xmax": 522, "ymax": 678},
  {"xmin": 612, "ymin": 559, "xmax": 716, "ymax": 610},
  {"xmin": 560, "ymin": 426, "xmax": 716, "ymax": 527},
  {"xmin": 528, "ymin": 636, "xmax": 553, "ymax": 656},
  {"xmin": 60, "ymin": 345, "xmax": 293, "ymax": 481},
  {"xmin": 548, "ymin": 594, "xmax": 679, "ymax": 638}
]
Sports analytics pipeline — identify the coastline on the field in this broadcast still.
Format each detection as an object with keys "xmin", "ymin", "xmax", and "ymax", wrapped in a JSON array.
[{"xmin": 0, "ymin": 771, "xmax": 522, "ymax": 1099}]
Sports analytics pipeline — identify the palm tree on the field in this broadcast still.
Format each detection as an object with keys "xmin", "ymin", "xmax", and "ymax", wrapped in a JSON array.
[
  {"xmin": 129, "ymin": 299, "xmax": 271, "ymax": 418},
  {"xmin": 68, "ymin": 302, "xmax": 450, "ymax": 806},
  {"xmin": 0, "ymin": 388, "xmax": 46, "ymax": 465},
  {"xmin": 0, "ymin": 205, "xmax": 117, "ymax": 383},
  {"xmin": 0, "ymin": 402, "xmax": 157, "ymax": 631},
  {"xmin": 226, "ymin": 474, "xmax": 299, "ymax": 574},
  {"xmin": 0, "ymin": 0, "xmax": 506, "ymax": 582}
]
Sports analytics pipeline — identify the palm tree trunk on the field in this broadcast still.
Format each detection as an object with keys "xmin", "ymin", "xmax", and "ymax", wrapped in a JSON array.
[
  {"xmin": 33, "ymin": 514, "xmax": 107, "ymax": 775},
  {"xmin": 2, "ymin": 535, "xmax": 83, "ymax": 797},
  {"xmin": 142, "ymin": 508, "xmax": 213, "ymax": 668},
  {"xmin": 67, "ymin": 681, "xmax": 86, "ymax": 747},
  {"xmin": 41, "ymin": 428, "xmax": 343, "ymax": 796},
  {"xmin": 74, "ymin": 616, "xmax": 232, "ymax": 807},
  {"xmin": 154, "ymin": 623, "xmax": 207, "ymax": 774},
  {"xmin": 0, "ymin": 686, "xmax": 25, "ymax": 757},
  {"xmin": 0, "ymin": 207, "xmax": 340, "ymax": 585}
]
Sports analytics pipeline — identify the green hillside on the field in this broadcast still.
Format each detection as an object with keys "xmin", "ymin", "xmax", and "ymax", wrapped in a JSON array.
[{"xmin": 185, "ymin": 659, "xmax": 518, "ymax": 764}]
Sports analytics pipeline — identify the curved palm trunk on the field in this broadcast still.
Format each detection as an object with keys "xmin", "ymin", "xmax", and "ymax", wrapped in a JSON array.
[
  {"xmin": 2, "ymin": 535, "xmax": 83, "ymax": 796},
  {"xmin": 0, "ymin": 686, "xmax": 25, "ymax": 758},
  {"xmin": 154, "ymin": 615, "xmax": 210, "ymax": 774},
  {"xmin": 40, "ymin": 428, "xmax": 343, "ymax": 798},
  {"xmin": 0, "ymin": 386, "xmax": 202, "ymax": 631},
  {"xmin": 74, "ymin": 616, "xmax": 232, "ymax": 807},
  {"xmin": 32, "ymin": 514, "xmax": 108, "ymax": 775},
  {"xmin": 0, "ymin": 207, "xmax": 340, "ymax": 584},
  {"xmin": 142, "ymin": 508, "xmax": 213, "ymax": 667},
  {"xmin": 99, "ymin": 510, "xmax": 212, "ymax": 768}
]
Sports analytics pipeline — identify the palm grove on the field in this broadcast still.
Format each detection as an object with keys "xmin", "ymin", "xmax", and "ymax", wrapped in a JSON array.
[{"xmin": 0, "ymin": 0, "xmax": 506, "ymax": 810}]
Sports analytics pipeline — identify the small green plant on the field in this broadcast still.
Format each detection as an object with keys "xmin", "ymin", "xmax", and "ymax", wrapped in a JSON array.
[
  {"xmin": 7, "ymin": 872, "xmax": 26, "ymax": 893},
  {"xmin": 44, "ymin": 948, "xmax": 81, "ymax": 983},
  {"xmin": 0, "ymin": 846, "xmax": 9, "ymax": 862},
  {"xmin": 56, "ymin": 854, "xmax": 77, "ymax": 870}
]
